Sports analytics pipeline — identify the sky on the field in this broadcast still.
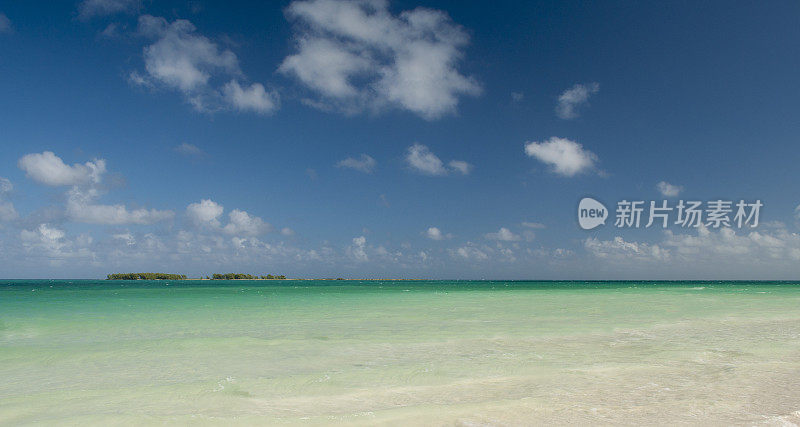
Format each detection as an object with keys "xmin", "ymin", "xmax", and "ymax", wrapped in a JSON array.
[{"xmin": 1, "ymin": 0, "xmax": 800, "ymax": 279}]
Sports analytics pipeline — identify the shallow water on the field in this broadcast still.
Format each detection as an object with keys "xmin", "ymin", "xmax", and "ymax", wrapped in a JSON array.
[{"xmin": 2, "ymin": 280, "xmax": 800, "ymax": 425}]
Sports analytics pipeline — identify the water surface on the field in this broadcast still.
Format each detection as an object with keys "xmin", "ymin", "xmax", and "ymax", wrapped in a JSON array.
[{"xmin": 2, "ymin": 280, "xmax": 800, "ymax": 425}]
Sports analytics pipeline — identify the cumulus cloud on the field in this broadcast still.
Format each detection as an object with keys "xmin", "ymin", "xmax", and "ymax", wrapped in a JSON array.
[
  {"xmin": 113, "ymin": 232, "xmax": 136, "ymax": 246},
  {"xmin": 584, "ymin": 226, "xmax": 800, "ymax": 274},
  {"xmin": 18, "ymin": 224, "xmax": 95, "ymax": 263},
  {"xmin": 66, "ymin": 187, "xmax": 174, "ymax": 225},
  {"xmin": 78, "ymin": 0, "xmax": 141, "ymax": 19},
  {"xmin": 524, "ymin": 137, "xmax": 597, "ymax": 177},
  {"xmin": 133, "ymin": 15, "xmax": 277, "ymax": 114},
  {"xmin": 222, "ymin": 80, "xmax": 279, "ymax": 114},
  {"xmin": 661, "ymin": 226, "xmax": 797, "ymax": 262},
  {"xmin": 584, "ymin": 235, "xmax": 669, "ymax": 262},
  {"xmin": 555, "ymin": 82, "xmax": 599, "ymax": 119},
  {"xmin": 657, "ymin": 181, "xmax": 683, "ymax": 197},
  {"xmin": 186, "ymin": 199, "xmax": 270, "ymax": 236},
  {"xmin": 137, "ymin": 15, "xmax": 238, "ymax": 91},
  {"xmin": 406, "ymin": 143, "xmax": 446, "ymax": 175},
  {"xmin": 337, "ymin": 154, "xmax": 377, "ymax": 173},
  {"xmin": 485, "ymin": 227, "xmax": 521, "ymax": 242},
  {"xmin": 20, "ymin": 224, "xmax": 66, "ymax": 254},
  {"xmin": 279, "ymin": 0, "xmax": 481, "ymax": 119},
  {"xmin": 0, "ymin": 13, "xmax": 12, "ymax": 33},
  {"xmin": 348, "ymin": 235, "xmax": 368, "ymax": 261},
  {"xmin": 222, "ymin": 209, "xmax": 271, "ymax": 236},
  {"xmin": 186, "ymin": 199, "xmax": 224, "ymax": 227},
  {"xmin": 17, "ymin": 151, "xmax": 172, "ymax": 226},
  {"xmin": 451, "ymin": 243, "xmax": 488, "ymax": 261},
  {"xmin": 426, "ymin": 226, "xmax": 452, "ymax": 241},
  {"xmin": 18, "ymin": 151, "xmax": 106, "ymax": 186},
  {"xmin": 405, "ymin": 143, "xmax": 470, "ymax": 176}
]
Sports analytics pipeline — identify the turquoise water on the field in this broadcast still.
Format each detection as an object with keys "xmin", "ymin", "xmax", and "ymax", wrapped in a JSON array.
[{"xmin": 2, "ymin": 280, "xmax": 800, "ymax": 425}]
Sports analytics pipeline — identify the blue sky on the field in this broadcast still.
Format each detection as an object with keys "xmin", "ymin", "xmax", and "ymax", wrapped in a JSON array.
[{"xmin": 1, "ymin": 0, "xmax": 800, "ymax": 279}]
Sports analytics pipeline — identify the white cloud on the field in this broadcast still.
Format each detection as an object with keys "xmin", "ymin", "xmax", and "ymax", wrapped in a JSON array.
[
  {"xmin": 281, "ymin": 227, "xmax": 295, "ymax": 236},
  {"xmin": 21, "ymin": 224, "xmax": 65, "ymax": 248},
  {"xmin": 555, "ymin": 82, "xmax": 599, "ymax": 119},
  {"xmin": 511, "ymin": 91, "xmax": 524, "ymax": 102},
  {"xmin": 426, "ymin": 227, "xmax": 447, "ymax": 241},
  {"xmin": 524, "ymin": 137, "xmax": 597, "ymax": 177},
  {"xmin": 447, "ymin": 160, "xmax": 472, "ymax": 175},
  {"xmin": 222, "ymin": 80, "xmax": 279, "ymax": 115},
  {"xmin": 660, "ymin": 226, "xmax": 795, "ymax": 261},
  {"xmin": 405, "ymin": 144, "xmax": 468, "ymax": 176},
  {"xmin": 18, "ymin": 151, "xmax": 106, "ymax": 186},
  {"xmin": 280, "ymin": 0, "xmax": 480, "ymax": 119},
  {"xmin": 134, "ymin": 15, "xmax": 276, "ymax": 114},
  {"xmin": 0, "ymin": 13, "xmax": 12, "ymax": 33},
  {"xmin": 657, "ymin": 181, "xmax": 683, "ymax": 197},
  {"xmin": 17, "ymin": 152, "xmax": 172, "ymax": 225},
  {"xmin": 451, "ymin": 243, "xmax": 488, "ymax": 261},
  {"xmin": 78, "ymin": 0, "xmax": 141, "ymax": 19},
  {"xmin": 174, "ymin": 142, "xmax": 205, "ymax": 157},
  {"xmin": 138, "ymin": 15, "xmax": 238, "ymax": 92},
  {"xmin": 406, "ymin": 143, "xmax": 446, "ymax": 175},
  {"xmin": 279, "ymin": 37, "xmax": 372, "ymax": 100},
  {"xmin": 113, "ymin": 232, "xmax": 136, "ymax": 246},
  {"xmin": 348, "ymin": 235, "xmax": 368, "ymax": 262},
  {"xmin": 485, "ymin": 227, "xmax": 521, "ymax": 242},
  {"xmin": 222, "ymin": 209, "xmax": 271, "ymax": 236},
  {"xmin": 583, "ymin": 226, "xmax": 800, "ymax": 273},
  {"xmin": 16, "ymin": 224, "xmax": 96, "ymax": 265},
  {"xmin": 186, "ymin": 199, "xmax": 270, "ymax": 236},
  {"xmin": 186, "ymin": 199, "xmax": 224, "ymax": 227},
  {"xmin": 66, "ymin": 187, "xmax": 174, "ymax": 225},
  {"xmin": 337, "ymin": 154, "xmax": 377, "ymax": 173},
  {"xmin": 19, "ymin": 224, "xmax": 82, "ymax": 261},
  {"xmin": 585, "ymin": 236, "xmax": 669, "ymax": 262}
]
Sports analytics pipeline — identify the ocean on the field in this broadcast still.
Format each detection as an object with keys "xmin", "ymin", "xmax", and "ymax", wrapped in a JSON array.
[{"xmin": 2, "ymin": 280, "xmax": 800, "ymax": 425}]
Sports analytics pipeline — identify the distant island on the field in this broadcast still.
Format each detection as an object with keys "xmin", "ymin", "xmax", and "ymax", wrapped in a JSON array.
[{"xmin": 106, "ymin": 273, "xmax": 287, "ymax": 280}]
